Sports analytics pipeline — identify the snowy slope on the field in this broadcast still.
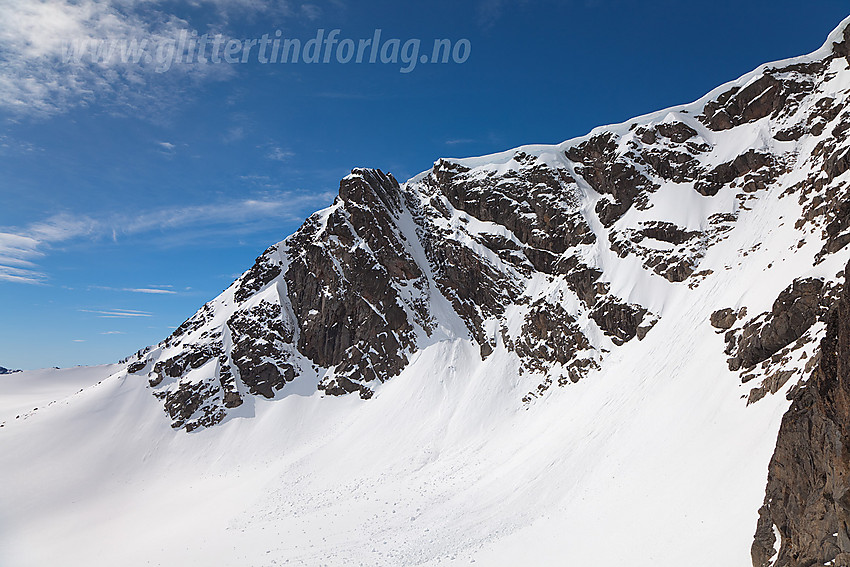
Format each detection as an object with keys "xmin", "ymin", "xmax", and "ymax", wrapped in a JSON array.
[
  {"xmin": 4, "ymin": 15, "xmax": 850, "ymax": 567},
  {"xmin": 0, "ymin": 327, "xmax": 794, "ymax": 566}
]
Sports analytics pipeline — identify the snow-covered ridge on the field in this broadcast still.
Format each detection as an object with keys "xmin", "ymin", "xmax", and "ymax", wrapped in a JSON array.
[
  {"xmin": 101, "ymin": 16, "xmax": 850, "ymax": 433},
  {"xmin": 437, "ymin": 14, "xmax": 850, "ymax": 173}
]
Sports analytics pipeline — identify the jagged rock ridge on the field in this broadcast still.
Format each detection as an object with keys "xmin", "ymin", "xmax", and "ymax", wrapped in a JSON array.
[{"xmin": 118, "ymin": 18, "xmax": 850, "ymax": 437}]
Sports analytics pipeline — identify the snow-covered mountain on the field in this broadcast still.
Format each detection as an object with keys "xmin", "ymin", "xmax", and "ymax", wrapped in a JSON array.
[{"xmin": 5, "ymin": 16, "xmax": 850, "ymax": 567}]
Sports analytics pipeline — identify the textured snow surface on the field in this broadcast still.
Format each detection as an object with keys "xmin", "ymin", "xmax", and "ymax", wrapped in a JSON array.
[{"xmin": 0, "ymin": 323, "xmax": 791, "ymax": 566}]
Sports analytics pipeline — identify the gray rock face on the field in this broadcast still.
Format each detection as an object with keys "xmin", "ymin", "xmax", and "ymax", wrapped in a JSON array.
[
  {"xmin": 130, "ymin": 148, "xmax": 673, "ymax": 430},
  {"xmin": 752, "ymin": 262, "xmax": 850, "ymax": 567},
  {"xmin": 431, "ymin": 155, "xmax": 593, "ymax": 257},
  {"xmin": 694, "ymin": 150, "xmax": 775, "ymax": 197},
  {"xmin": 284, "ymin": 169, "xmax": 427, "ymax": 397},
  {"xmin": 228, "ymin": 300, "xmax": 295, "ymax": 399},
  {"xmin": 746, "ymin": 30, "xmax": 850, "ymax": 565},
  {"xmin": 566, "ymin": 132, "xmax": 660, "ymax": 227},
  {"xmin": 726, "ymin": 278, "xmax": 827, "ymax": 371},
  {"xmin": 589, "ymin": 297, "xmax": 649, "ymax": 346},
  {"xmin": 511, "ymin": 298, "xmax": 590, "ymax": 371},
  {"xmin": 711, "ymin": 308, "xmax": 739, "ymax": 330}
]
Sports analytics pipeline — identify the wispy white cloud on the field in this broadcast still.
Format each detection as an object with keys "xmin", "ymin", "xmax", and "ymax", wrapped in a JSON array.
[
  {"xmin": 445, "ymin": 138, "xmax": 476, "ymax": 146},
  {"xmin": 115, "ymin": 190, "xmax": 334, "ymax": 233},
  {"xmin": 0, "ymin": 266, "xmax": 45, "ymax": 285},
  {"xmin": 239, "ymin": 174, "xmax": 284, "ymax": 189},
  {"xmin": 223, "ymin": 126, "xmax": 245, "ymax": 143},
  {"xmin": 0, "ymin": 214, "xmax": 97, "ymax": 283},
  {"xmin": 79, "ymin": 308, "xmax": 153, "ymax": 318},
  {"xmin": 0, "ymin": 0, "xmax": 316, "ymax": 117},
  {"xmin": 100, "ymin": 330, "xmax": 126, "ymax": 334},
  {"xmin": 0, "ymin": 190, "xmax": 334, "ymax": 284},
  {"xmin": 124, "ymin": 287, "xmax": 177, "ymax": 294},
  {"xmin": 267, "ymin": 147, "xmax": 295, "ymax": 161},
  {"xmin": 0, "ymin": 134, "xmax": 43, "ymax": 155},
  {"xmin": 0, "ymin": 1, "xmax": 361, "ymax": 116},
  {"xmin": 0, "ymin": 0, "xmax": 230, "ymax": 116},
  {"xmin": 89, "ymin": 284, "xmax": 178, "ymax": 294}
]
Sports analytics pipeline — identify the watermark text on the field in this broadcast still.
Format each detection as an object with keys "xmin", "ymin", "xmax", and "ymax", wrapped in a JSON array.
[{"xmin": 63, "ymin": 29, "xmax": 472, "ymax": 73}]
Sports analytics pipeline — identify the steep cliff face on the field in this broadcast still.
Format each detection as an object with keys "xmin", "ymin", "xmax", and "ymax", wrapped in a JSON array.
[{"xmin": 752, "ymin": 260, "xmax": 850, "ymax": 567}]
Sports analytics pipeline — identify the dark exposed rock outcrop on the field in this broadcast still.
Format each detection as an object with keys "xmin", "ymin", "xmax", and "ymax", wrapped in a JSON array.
[
  {"xmin": 752, "ymin": 263, "xmax": 850, "ymax": 567},
  {"xmin": 566, "ymin": 132, "xmax": 660, "ymax": 226},
  {"xmin": 710, "ymin": 308, "xmax": 739, "ymax": 330},
  {"xmin": 284, "ymin": 169, "xmax": 430, "ymax": 398},
  {"xmin": 726, "ymin": 278, "xmax": 827, "ymax": 371},
  {"xmin": 694, "ymin": 150, "xmax": 775, "ymax": 197},
  {"xmin": 510, "ymin": 298, "xmax": 590, "ymax": 372},
  {"xmin": 228, "ymin": 300, "xmax": 295, "ymax": 399},
  {"xmin": 590, "ymin": 297, "xmax": 649, "ymax": 346}
]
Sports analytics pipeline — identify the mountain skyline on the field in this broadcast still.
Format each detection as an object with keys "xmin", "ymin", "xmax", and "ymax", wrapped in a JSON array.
[{"xmin": 2, "ymin": 1, "xmax": 849, "ymax": 370}]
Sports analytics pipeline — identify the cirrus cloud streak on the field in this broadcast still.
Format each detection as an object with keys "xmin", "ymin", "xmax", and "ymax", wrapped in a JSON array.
[{"xmin": 0, "ymin": 189, "xmax": 335, "ymax": 285}]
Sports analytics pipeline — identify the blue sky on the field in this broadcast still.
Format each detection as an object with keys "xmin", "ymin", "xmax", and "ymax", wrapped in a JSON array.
[{"xmin": 1, "ymin": 0, "xmax": 848, "ymax": 370}]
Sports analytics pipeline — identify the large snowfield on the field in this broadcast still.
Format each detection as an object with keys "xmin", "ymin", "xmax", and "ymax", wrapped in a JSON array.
[{"xmin": 1, "ymin": 224, "xmax": 836, "ymax": 566}]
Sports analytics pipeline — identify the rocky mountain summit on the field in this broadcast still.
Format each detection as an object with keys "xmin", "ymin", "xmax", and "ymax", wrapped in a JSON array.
[
  {"xmin": 126, "ymin": 20, "xmax": 850, "ymax": 431},
  {"xmin": 0, "ymin": 366, "xmax": 21, "ymax": 375},
  {"xmin": 106, "ymin": 18, "xmax": 850, "ymax": 566}
]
